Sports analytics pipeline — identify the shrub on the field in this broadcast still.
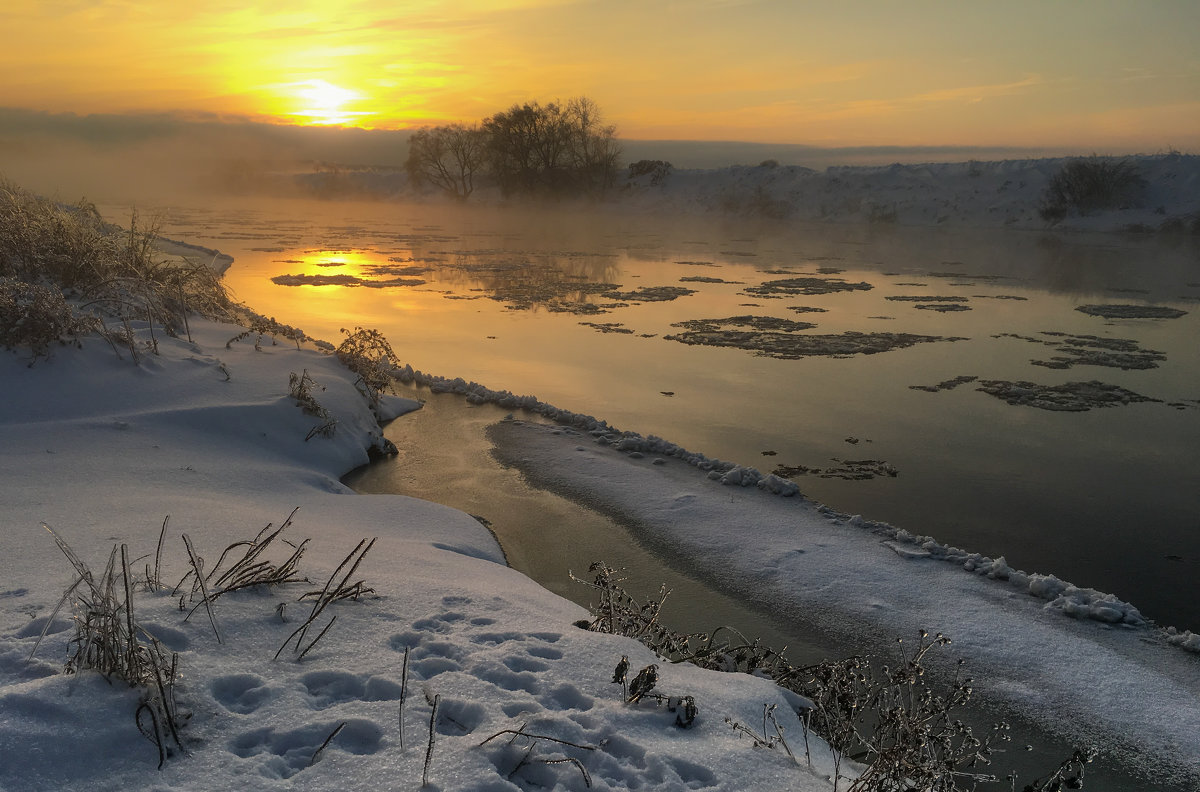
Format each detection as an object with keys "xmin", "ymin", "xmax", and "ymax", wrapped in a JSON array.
[
  {"xmin": 0, "ymin": 276, "xmax": 90, "ymax": 358},
  {"xmin": 1039, "ymin": 158, "xmax": 1145, "ymax": 221},
  {"xmin": 0, "ymin": 178, "xmax": 235, "ymax": 354},
  {"xmin": 335, "ymin": 326, "xmax": 398, "ymax": 413},
  {"xmin": 628, "ymin": 160, "xmax": 673, "ymax": 186}
]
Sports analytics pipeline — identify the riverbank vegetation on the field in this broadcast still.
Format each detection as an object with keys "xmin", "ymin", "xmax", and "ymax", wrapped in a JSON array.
[
  {"xmin": 0, "ymin": 178, "xmax": 233, "ymax": 360},
  {"xmin": 405, "ymin": 96, "xmax": 621, "ymax": 200}
]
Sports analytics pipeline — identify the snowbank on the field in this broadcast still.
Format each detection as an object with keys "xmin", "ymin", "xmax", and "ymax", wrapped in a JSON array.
[
  {"xmin": 304, "ymin": 153, "xmax": 1200, "ymax": 235},
  {"xmin": 0, "ymin": 320, "xmax": 836, "ymax": 791},
  {"xmin": 488, "ymin": 418, "xmax": 1200, "ymax": 788},
  {"xmin": 622, "ymin": 154, "xmax": 1200, "ymax": 233}
]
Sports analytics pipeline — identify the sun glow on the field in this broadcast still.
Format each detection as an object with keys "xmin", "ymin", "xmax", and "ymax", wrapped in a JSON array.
[{"xmin": 286, "ymin": 80, "xmax": 368, "ymax": 126}]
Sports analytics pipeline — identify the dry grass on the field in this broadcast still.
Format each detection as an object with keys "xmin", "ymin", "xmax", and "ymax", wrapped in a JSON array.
[
  {"xmin": 30, "ymin": 525, "xmax": 186, "ymax": 768},
  {"xmin": 0, "ymin": 177, "xmax": 234, "ymax": 361},
  {"xmin": 576, "ymin": 562, "xmax": 1094, "ymax": 791}
]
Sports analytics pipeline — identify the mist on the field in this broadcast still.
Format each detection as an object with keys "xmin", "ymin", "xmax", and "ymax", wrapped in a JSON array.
[{"xmin": 0, "ymin": 107, "xmax": 1081, "ymax": 207}]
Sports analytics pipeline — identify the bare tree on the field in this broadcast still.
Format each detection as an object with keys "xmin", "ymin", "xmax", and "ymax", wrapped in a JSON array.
[
  {"xmin": 482, "ymin": 97, "xmax": 620, "ymax": 198},
  {"xmin": 405, "ymin": 123, "xmax": 485, "ymax": 201}
]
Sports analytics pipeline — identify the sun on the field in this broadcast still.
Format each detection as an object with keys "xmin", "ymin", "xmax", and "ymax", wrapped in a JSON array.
[{"xmin": 288, "ymin": 79, "xmax": 365, "ymax": 126}]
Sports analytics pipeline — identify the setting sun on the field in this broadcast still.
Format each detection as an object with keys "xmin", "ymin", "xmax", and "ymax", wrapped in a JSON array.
[{"xmin": 286, "ymin": 80, "xmax": 365, "ymax": 126}]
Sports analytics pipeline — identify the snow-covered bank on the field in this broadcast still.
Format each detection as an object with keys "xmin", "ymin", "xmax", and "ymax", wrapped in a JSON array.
[
  {"xmin": 489, "ymin": 418, "xmax": 1200, "ymax": 788},
  {"xmin": 301, "ymin": 153, "xmax": 1200, "ymax": 235},
  {"xmin": 0, "ymin": 321, "xmax": 834, "ymax": 791},
  {"xmin": 620, "ymin": 154, "xmax": 1200, "ymax": 233}
]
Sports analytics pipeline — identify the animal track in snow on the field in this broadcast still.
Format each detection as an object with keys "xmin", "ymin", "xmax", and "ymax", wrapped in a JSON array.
[
  {"xmin": 229, "ymin": 718, "xmax": 384, "ymax": 779},
  {"xmin": 433, "ymin": 698, "xmax": 486, "ymax": 735},
  {"xmin": 539, "ymin": 682, "xmax": 594, "ymax": 712},
  {"xmin": 212, "ymin": 673, "xmax": 276, "ymax": 714},
  {"xmin": 300, "ymin": 670, "xmax": 403, "ymax": 709},
  {"xmin": 502, "ymin": 655, "xmax": 550, "ymax": 674},
  {"xmin": 525, "ymin": 644, "xmax": 563, "ymax": 660},
  {"xmin": 472, "ymin": 662, "xmax": 541, "ymax": 695}
]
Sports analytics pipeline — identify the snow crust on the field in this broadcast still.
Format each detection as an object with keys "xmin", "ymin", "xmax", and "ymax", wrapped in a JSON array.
[{"xmin": 0, "ymin": 320, "xmax": 837, "ymax": 791}]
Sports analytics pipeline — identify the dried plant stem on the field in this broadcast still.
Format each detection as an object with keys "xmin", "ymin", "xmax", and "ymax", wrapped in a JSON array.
[
  {"xmin": 399, "ymin": 647, "xmax": 410, "ymax": 750},
  {"xmin": 423, "ymin": 694, "xmax": 440, "ymax": 788},
  {"xmin": 181, "ymin": 533, "xmax": 222, "ymax": 643},
  {"xmin": 152, "ymin": 516, "xmax": 169, "ymax": 591},
  {"xmin": 308, "ymin": 721, "xmax": 347, "ymax": 767}
]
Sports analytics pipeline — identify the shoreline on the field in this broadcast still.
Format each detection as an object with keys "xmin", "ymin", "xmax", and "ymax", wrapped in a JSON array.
[
  {"xmin": 482, "ymin": 415, "xmax": 1200, "ymax": 787},
  {"xmin": 1, "ymin": 316, "xmax": 839, "ymax": 791}
]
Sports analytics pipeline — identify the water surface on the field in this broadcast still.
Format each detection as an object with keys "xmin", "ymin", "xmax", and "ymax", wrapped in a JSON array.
[{"xmin": 126, "ymin": 197, "xmax": 1200, "ymax": 631}]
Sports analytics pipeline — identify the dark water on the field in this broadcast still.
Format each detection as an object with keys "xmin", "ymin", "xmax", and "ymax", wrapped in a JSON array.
[{"xmin": 134, "ymin": 197, "xmax": 1200, "ymax": 632}]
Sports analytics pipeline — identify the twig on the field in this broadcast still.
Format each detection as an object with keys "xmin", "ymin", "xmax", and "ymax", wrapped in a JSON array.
[
  {"xmin": 152, "ymin": 515, "xmax": 169, "ymax": 590},
  {"xmin": 308, "ymin": 721, "xmax": 347, "ymax": 767},
  {"xmin": 478, "ymin": 730, "xmax": 597, "ymax": 751},
  {"xmin": 399, "ymin": 647, "xmax": 410, "ymax": 750},
  {"xmin": 423, "ymin": 694, "xmax": 439, "ymax": 787}
]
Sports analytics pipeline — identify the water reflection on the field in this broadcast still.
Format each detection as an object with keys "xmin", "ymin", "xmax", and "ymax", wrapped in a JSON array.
[{"xmin": 122, "ymin": 197, "xmax": 1200, "ymax": 633}]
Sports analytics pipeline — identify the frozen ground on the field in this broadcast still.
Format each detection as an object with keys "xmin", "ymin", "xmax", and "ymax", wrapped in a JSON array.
[{"xmin": 0, "ymin": 320, "xmax": 837, "ymax": 791}]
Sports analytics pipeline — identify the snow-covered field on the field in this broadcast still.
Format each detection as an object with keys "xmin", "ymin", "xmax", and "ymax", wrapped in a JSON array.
[
  {"xmin": 0, "ymin": 319, "xmax": 837, "ymax": 791},
  {"xmin": 619, "ymin": 154, "xmax": 1200, "ymax": 233},
  {"xmin": 307, "ymin": 153, "xmax": 1200, "ymax": 235}
]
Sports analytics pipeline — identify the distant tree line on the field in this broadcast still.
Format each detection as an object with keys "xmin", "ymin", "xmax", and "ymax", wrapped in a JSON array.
[{"xmin": 405, "ymin": 97, "xmax": 620, "ymax": 200}]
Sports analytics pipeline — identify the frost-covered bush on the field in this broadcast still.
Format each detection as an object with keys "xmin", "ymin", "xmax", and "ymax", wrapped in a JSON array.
[
  {"xmin": 335, "ymin": 326, "xmax": 398, "ymax": 411},
  {"xmin": 0, "ymin": 177, "xmax": 234, "ymax": 343},
  {"xmin": 0, "ymin": 276, "xmax": 88, "ymax": 358},
  {"xmin": 1039, "ymin": 157, "xmax": 1145, "ymax": 221}
]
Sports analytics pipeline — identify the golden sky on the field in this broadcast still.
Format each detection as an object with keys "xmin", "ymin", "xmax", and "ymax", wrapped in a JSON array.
[{"xmin": 2, "ymin": 0, "xmax": 1197, "ymax": 149}]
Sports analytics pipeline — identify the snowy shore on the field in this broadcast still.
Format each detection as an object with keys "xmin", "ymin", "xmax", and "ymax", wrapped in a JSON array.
[
  {"xmin": 618, "ymin": 154, "xmax": 1200, "ymax": 233},
  {"xmin": 302, "ymin": 153, "xmax": 1200, "ymax": 235},
  {"xmin": 487, "ymin": 418, "xmax": 1200, "ymax": 787},
  {"xmin": 0, "ymin": 319, "xmax": 838, "ymax": 791}
]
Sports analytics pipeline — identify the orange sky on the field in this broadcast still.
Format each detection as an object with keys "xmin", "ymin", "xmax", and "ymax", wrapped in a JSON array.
[{"xmin": 2, "ymin": 0, "xmax": 1198, "ymax": 150}]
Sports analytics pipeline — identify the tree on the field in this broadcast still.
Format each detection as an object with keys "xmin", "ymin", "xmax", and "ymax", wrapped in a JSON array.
[
  {"xmin": 481, "ymin": 97, "xmax": 620, "ymax": 198},
  {"xmin": 405, "ymin": 123, "xmax": 485, "ymax": 201}
]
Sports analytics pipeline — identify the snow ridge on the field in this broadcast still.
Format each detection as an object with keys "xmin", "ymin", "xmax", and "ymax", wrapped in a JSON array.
[{"xmin": 395, "ymin": 362, "xmax": 1198, "ymax": 649}]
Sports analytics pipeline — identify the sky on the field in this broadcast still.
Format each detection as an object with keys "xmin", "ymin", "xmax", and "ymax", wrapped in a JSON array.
[{"xmin": 1, "ymin": 0, "xmax": 1197, "ymax": 150}]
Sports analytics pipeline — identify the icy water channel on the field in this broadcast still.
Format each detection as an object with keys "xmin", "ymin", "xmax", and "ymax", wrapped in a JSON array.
[{"xmin": 128, "ymin": 197, "xmax": 1200, "ymax": 633}]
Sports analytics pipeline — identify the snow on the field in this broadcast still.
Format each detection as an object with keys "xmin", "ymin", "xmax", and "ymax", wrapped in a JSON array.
[
  {"xmin": 617, "ymin": 154, "xmax": 1200, "ymax": 233},
  {"xmin": 3, "ymin": 151, "xmax": 1199, "ymax": 789},
  {"xmin": 324, "ymin": 152, "xmax": 1200, "ymax": 235},
  {"xmin": 0, "ymin": 319, "xmax": 837, "ymax": 791},
  {"xmin": 487, "ymin": 418, "xmax": 1200, "ymax": 787}
]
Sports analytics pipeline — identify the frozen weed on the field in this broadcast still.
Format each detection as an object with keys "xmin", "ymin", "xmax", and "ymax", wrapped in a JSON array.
[
  {"xmin": 578, "ymin": 562, "xmax": 1093, "ymax": 791},
  {"xmin": 0, "ymin": 276, "xmax": 92, "ymax": 360},
  {"xmin": 335, "ymin": 326, "xmax": 398, "ymax": 414},
  {"xmin": 480, "ymin": 724, "xmax": 596, "ymax": 788},
  {"xmin": 276, "ymin": 537, "xmax": 376, "ymax": 660},
  {"xmin": 288, "ymin": 369, "xmax": 338, "ymax": 439},
  {"xmin": 726, "ymin": 703, "xmax": 796, "ymax": 763},
  {"xmin": 0, "ymin": 178, "xmax": 234, "ymax": 361},
  {"xmin": 32, "ymin": 526, "xmax": 186, "ymax": 768}
]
